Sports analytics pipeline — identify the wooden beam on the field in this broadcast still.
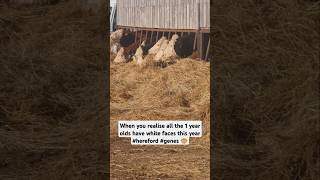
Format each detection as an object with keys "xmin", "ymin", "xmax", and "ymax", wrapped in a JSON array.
[
  {"xmin": 193, "ymin": 33, "xmax": 197, "ymax": 51},
  {"xmin": 150, "ymin": 31, "xmax": 154, "ymax": 43},
  {"xmin": 199, "ymin": 32, "xmax": 203, "ymax": 60},
  {"xmin": 205, "ymin": 38, "xmax": 210, "ymax": 61},
  {"xmin": 146, "ymin": 31, "xmax": 149, "ymax": 44},
  {"xmin": 135, "ymin": 31, "xmax": 138, "ymax": 43},
  {"xmin": 117, "ymin": 25, "xmax": 210, "ymax": 33},
  {"xmin": 156, "ymin": 31, "xmax": 159, "ymax": 41},
  {"xmin": 139, "ymin": 30, "xmax": 143, "ymax": 44},
  {"xmin": 197, "ymin": 3, "xmax": 202, "ymax": 59}
]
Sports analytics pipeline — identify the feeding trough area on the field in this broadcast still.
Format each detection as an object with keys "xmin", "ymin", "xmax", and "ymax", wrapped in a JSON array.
[{"xmin": 111, "ymin": 0, "xmax": 210, "ymax": 62}]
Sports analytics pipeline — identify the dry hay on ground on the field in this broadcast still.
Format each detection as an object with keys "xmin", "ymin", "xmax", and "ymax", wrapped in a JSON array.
[
  {"xmin": 109, "ymin": 32, "xmax": 210, "ymax": 177},
  {"xmin": 110, "ymin": 58, "xmax": 210, "ymax": 143}
]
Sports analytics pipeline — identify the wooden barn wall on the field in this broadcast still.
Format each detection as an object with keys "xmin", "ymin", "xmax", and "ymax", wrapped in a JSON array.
[{"xmin": 117, "ymin": 0, "xmax": 210, "ymax": 30}]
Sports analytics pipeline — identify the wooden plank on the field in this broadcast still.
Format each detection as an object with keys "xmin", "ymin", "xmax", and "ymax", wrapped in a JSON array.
[
  {"xmin": 156, "ymin": 31, "xmax": 159, "ymax": 41},
  {"xmin": 199, "ymin": 32, "xmax": 203, "ymax": 59},
  {"xmin": 135, "ymin": 31, "xmax": 138, "ymax": 43},
  {"xmin": 146, "ymin": 31, "xmax": 149, "ymax": 44},
  {"xmin": 205, "ymin": 38, "xmax": 210, "ymax": 61},
  {"xmin": 140, "ymin": 30, "xmax": 143, "ymax": 44},
  {"xmin": 150, "ymin": 31, "xmax": 154, "ymax": 43},
  {"xmin": 193, "ymin": 32, "xmax": 197, "ymax": 50}
]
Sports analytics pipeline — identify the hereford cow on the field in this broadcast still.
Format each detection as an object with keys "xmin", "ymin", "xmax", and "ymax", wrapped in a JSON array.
[
  {"xmin": 148, "ymin": 36, "xmax": 166, "ymax": 55},
  {"xmin": 113, "ymin": 47, "xmax": 127, "ymax": 63},
  {"xmin": 162, "ymin": 34, "xmax": 179, "ymax": 62},
  {"xmin": 154, "ymin": 39, "xmax": 169, "ymax": 62}
]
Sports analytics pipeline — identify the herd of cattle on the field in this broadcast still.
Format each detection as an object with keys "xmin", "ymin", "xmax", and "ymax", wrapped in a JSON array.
[{"xmin": 110, "ymin": 29, "xmax": 195, "ymax": 66}]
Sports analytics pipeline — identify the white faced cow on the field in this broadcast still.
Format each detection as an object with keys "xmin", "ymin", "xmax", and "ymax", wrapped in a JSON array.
[
  {"xmin": 148, "ymin": 36, "xmax": 166, "ymax": 55},
  {"xmin": 153, "ymin": 39, "xmax": 169, "ymax": 62},
  {"xmin": 162, "ymin": 34, "xmax": 179, "ymax": 62}
]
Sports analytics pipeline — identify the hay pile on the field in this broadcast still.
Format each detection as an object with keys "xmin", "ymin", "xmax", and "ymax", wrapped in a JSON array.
[
  {"xmin": 212, "ymin": 0, "xmax": 319, "ymax": 179},
  {"xmin": 110, "ymin": 58, "xmax": 210, "ymax": 141},
  {"xmin": 110, "ymin": 58, "xmax": 210, "ymax": 178}
]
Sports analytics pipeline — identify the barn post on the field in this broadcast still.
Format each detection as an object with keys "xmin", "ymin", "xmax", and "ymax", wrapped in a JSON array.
[
  {"xmin": 146, "ymin": 31, "xmax": 149, "ymax": 44},
  {"xmin": 197, "ymin": 3, "xmax": 203, "ymax": 59},
  {"xmin": 140, "ymin": 30, "xmax": 143, "ymax": 44},
  {"xmin": 135, "ymin": 30, "xmax": 138, "ymax": 43},
  {"xmin": 150, "ymin": 31, "xmax": 154, "ymax": 43},
  {"xmin": 156, "ymin": 31, "xmax": 159, "ymax": 41},
  {"xmin": 200, "ymin": 32, "xmax": 203, "ymax": 60},
  {"xmin": 193, "ymin": 33, "xmax": 197, "ymax": 51},
  {"xmin": 205, "ymin": 38, "xmax": 210, "ymax": 61}
]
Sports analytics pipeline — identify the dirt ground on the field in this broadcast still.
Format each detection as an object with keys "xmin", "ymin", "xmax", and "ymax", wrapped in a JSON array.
[{"xmin": 110, "ymin": 60, "xmax": 210, "ymax": 179}]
